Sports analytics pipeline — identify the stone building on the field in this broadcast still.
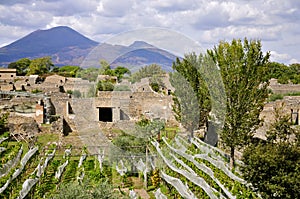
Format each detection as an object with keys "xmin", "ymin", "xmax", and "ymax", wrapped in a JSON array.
[{"xmin": 0, "ymin": 68, "xmax": 16, "ymax": 82}]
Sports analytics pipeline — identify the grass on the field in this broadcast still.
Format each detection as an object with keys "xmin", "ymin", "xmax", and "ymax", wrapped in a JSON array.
[
  {"xmin": 37, "ymin": 132, "xmax": 59, "ymax": 146},
  {"xmin": 268, "ymin": 91, "xmax": 300, "ymax": 102},
  {"xmin": 160, "ymin": 127, "xmax": 179, "ymax": 140}
]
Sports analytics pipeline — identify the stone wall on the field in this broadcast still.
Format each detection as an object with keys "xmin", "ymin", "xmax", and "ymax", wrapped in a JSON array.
[
  {"xmin": 257, "ymin": 96, "xmax": 300, "ymax": 139},
  {"xmin": 7, "ymin": 113, "xmax": 40, "ymax": 140},
  {"xmin": 94, "ymin": 90, "xmax": 176, "ymax": 123},
  {"xmin": 269, "ymin": 78, "xmax": 300, "ymax": 94}
]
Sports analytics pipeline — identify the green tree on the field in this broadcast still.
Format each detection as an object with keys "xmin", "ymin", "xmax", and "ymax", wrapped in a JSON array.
[
  {"xmin": 171, "ymin": 53, "xmax": 211, "ymax": 133},
  {"xmin": 208, "ymin": 38, "xmax": 270, "ymax": 167},
  {"xmin": 289, "ymin": 63, "xmax": 300, "ymax": 84},
  {"xmin": 99, "ymin": 59, "xmax": 114, "ymax": 76},
  {"xmin": 8, "ymin": 58, "xmax": 31, "ymax": 76},
  {"xmin": 130, "ymin": 64, "xmax": 166, "ymax": 91},
  {"xmin": 97, "ymin": 80, "xmax": 115, "ymax": 91},
  {"xmin": 27, "ymin": 56, "xmax": 54, "ymax": 75},
  {"xmin": 76, "ymin": 67, "xmax": 100, "ymax": 82},
  {"xmin": 170, "ymin": 71, "xmax": 201, "ymax": 135},
  {"xmin": 242, "ymin": 106, "xmax": 300, "ymax": 198},
  {"xmin": 130, "ymin": 64, "xmax": 165, "ymax": 83},
  {"xmin": 114, "ymin": 66, "xmax": 130, "ymax": 81},
  {"xmin": 58, "ymin": 65, "xmax": 81, "ymax": 77}
]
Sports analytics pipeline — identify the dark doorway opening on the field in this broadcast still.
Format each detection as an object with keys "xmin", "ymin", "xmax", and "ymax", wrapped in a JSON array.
[{"xmin": 98, "ymin": 107, "xmax": 113, "ymax": 122}]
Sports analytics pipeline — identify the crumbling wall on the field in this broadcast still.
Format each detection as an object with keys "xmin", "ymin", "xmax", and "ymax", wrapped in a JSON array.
[
  {"xmin": 269, "ymin": 78, "xmax": 300, "ymax": 94},
  {"xmin": 7, "ymin": 114, "xmax": 40, "ymax": 140}
]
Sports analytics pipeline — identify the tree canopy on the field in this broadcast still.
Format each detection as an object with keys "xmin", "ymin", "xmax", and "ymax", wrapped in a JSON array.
[
  {"xmin": 130, "ymin": 64, "xmax": 166, "ymax": 91},
  {"xmin": 8, "ymin": 58, "xmax": 31, "ymax": 76},
  {"xmin": 57, "ymin": 65, "xmax": 81, "ymax": 77},
  {"xmin": 242, "ymin": 105, "xmax": 300, "ymax": 198},
  {"xmin": 27, "ymin": 56, "xmax": 54, "ymax": 75},
  {"xmin": 171, "ymin": 53, "xmax": 212, "ymax": 133},
  {"xmin": 208, "ymin": 38, "xmax": 270, "ymax": 167}
]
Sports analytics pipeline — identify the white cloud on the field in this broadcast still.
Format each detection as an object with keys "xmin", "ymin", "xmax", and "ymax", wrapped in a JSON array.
[
  {"xmin": 0, "ymin": 0, "xmax": 299, "ymax": 64},
  {"xmin": 96, "ymin": 0, "xmax": 134, "ymax": 17}
]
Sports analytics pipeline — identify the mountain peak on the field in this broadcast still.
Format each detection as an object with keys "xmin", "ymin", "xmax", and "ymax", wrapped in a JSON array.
[
  {"xmin": 0, "ymin": 26, "xmax": 98, "ymax": 66},
  {"xmin": 128, "ymin": 41, "xmax": 154, "ymax": 49}
]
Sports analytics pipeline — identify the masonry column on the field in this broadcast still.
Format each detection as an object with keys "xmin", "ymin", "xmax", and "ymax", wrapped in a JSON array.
[
  {"xmin": 113, "ymin": 107, "xmax": 120, "ymax": 122},
  {"xmin": 35, "ymin": 100, "xmax": 44, "ymax": 124}
]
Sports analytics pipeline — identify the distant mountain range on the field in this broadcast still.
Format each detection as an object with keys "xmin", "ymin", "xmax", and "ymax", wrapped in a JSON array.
[{"xmin": 0, "ymin": 26, "xmax": 178, "ymax": 71}]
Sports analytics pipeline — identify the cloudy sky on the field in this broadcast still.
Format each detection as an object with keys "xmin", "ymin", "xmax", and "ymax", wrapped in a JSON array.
[{"xmin": 0, "ymin": 0, "xmax": 299, "ymax": 64}]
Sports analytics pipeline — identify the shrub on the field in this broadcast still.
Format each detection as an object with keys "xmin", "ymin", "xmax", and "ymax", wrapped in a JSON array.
[
  {"xmin": 97, "ymin": 80, "xmax": 114, "ymax": 91},
  {"xmin": 31, "ymin": 88, "xmax": 42, "ymax": 93},
  {"xmin": 268, "ymin": 93, "xmax": 283, "ymax": 102},
  {"xmin": 113, "ymin": 85, "xmax": 131, "ymax": 91}
]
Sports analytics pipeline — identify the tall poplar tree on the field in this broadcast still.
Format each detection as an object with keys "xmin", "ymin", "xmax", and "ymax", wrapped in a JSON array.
[
  {"xmin": 171, "ymin": 53, "xmax": 211, "ymax": 131},
  {"xmin": 208, "ymin": 38, "xmax": 270, "ymax": 167}
]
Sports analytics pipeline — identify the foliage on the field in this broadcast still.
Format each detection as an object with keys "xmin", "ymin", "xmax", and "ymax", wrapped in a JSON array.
[
  {"xmin": 86, "ymin": 84, "xmax": 96, "ymax": 97},
  {"xmin": 268, "ymin": 93, "xmax": 283, "ymax": 102},
  {"xmin": 242, "ymin": 106, "xmax": 300, "ymax": 198},
  {"xmin": 135, "ymin": 118, "xmax": 165, "ymax": 139},
  {"xmin": 8, "ymin": 58, "xmax": 31, "ymax": 76},
  {"xmin": 27, "ymin": 56, "xmax": 54, "ymax": 75},
  {"xmin": 75, "ymin": 63, "xmax": 129, "ymax": 82},
  {"xmin": 114, "ymin": 66, "xmax": 130, "ymax": 81},
  {"xmin": 99, "ymin": 60, "xmax": 130, "ymax": 81},
  {"xmin": 97, "ymin": 80, "xmax": 115, "ymax": 91},
  {"xmin": 76, "ymin": 67, "xmax": 100, "ymax": 82},
  {"xmin": 130, "ymin": 64, "xmax": 166, "ymax": 91},
  {"xmin": 57, "ymin": 65, "xmax": 81, "ymax": 77},
  {"xmin": 53, "ymin": 178, "xmax": 123, "ymax": 199},
  {"xmin": 171, "ymin": 53, "xmax": 215, "ymax": 134},
  {"xmin": 114, "ymin": 85, "xmax": 131, "ymax": 91},
  {"xmin": 0, "ymin": 112, "xmax": 9, "ymax": 135},
  {"xmin": 150, "ymin": 82, "xmax": 159, "ymax": 92},
  {"xmin": 268, "ymin": 91, "xmax": 300, "ymax": 102},
  {"xmin": 170, "ymin": 71, "xmax": 201, "ymax": 134},
  {"xmin": 31, "ymin": 88, "xmax": 42, "ymax": 93},
  {"xmin": 266, "ymin": 62, "xmax": 300, "ymax": 84},
  {"xmin": 208, "ymin": 38, "xmax": 270, "ymax": 167},
  {"xmin": 130, "ymin": 64, "xmax": 165, "ymax": 83},
  {"xmin": 112, "ymin": 131, "xmax": 147, "ymax": 154},
  {"xmin": 150, "ymin": 169, "xmax": 161, "ymax": 188}
]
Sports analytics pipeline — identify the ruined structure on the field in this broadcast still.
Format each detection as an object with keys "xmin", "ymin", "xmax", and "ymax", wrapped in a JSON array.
[
  {"xmin": 268, "ymin": 78, "xmax": 300, "ymax": 94},
  {"xmin": 0, "ymin": 68, "xmax": 16, "ymax": 82}
]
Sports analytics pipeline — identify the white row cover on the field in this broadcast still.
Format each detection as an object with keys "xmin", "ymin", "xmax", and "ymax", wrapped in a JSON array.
[
  {"xmin": 163, "ymin": 137, "xmax": 235, "ymax": 199},
  {"xmin": 161, "ymin": 171, "xmax": 197, "ymax": 199},
  {"xmin": 17, "ymin": 146, "xmax": 57, "ymax": 199},
  {"xmin": 0, "ymin": 145, "xmax": 23, "ymax": 178},
  {"xmin": 154, "ymin": 188, "xmax": 168, "ymax": 199},
  {"xmin": 0, "ymin": 137, "xmax": 8, "ymax": 144},
  {"xmin": 55, "ymin": 160, "xmax": 69, "ymax": 180},
  {"xmin": 152, "ymin": 140, "xmax": 218, "ymax": 199},
  {"xmin": 0, "ymin": 147, "xmax": 38, "ymax": 194}
]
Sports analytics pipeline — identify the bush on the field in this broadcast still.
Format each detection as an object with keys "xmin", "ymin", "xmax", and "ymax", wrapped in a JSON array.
[
  {"xmin": 53, "ymin": 178, "xmax": 124, "ymax": 199},
  {"xmin": 113, "ymin": 85, "xmax": 131, "ymax": 91},
  {"xmin": 268, "ymin": 93, "xmax": 283, "ymax": 102},
  {"xmin": 31, "ymin": 88, "xmax": 42, "ymax": 93},
  {"xmin": 150, "ymin": 82, "xmax": 160, "ymax": 92},
  {"xmin": 97, "ymin": 80, "xmax": 115, "ymax": 91}
]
